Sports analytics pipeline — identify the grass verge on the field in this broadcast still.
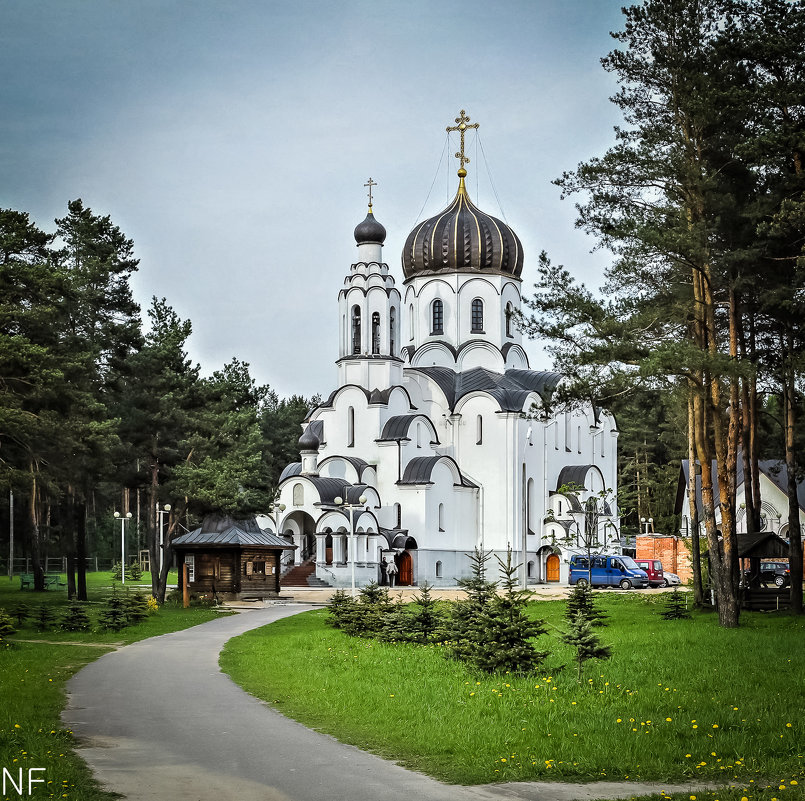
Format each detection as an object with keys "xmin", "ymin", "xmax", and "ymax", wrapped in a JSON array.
[
  {"xmin": 220, "ymin": 594, "xmax": 804, "ymax": 789},
  {"xmin": 0, "ymin": 573, "xmax": 230, "ymax": 801}
]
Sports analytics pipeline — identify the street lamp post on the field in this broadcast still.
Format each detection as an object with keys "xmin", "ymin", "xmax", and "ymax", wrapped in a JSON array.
[
  {"xmin": 113, "ymin": 511, "xmax": 133, "ymax": 583},
  {"xmin": 640, "ymin": 517, "xmax": 654, "ymax": 535},
  {"xmin": 333, "ymin": 494, "xmax": 367, "ymax": 598},
  {"xmin": 156, "ymin": 504, "xmax": 172, "ymax": 575}
]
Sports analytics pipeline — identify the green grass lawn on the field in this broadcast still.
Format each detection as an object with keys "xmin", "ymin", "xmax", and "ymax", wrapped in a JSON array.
[
  {"xmin": 0, "ymin": 572, "xmax": 229, "ymax": 801},
  {"xmin": 220, "ymin": 594, "xmax": 805, "ymax": 792}
]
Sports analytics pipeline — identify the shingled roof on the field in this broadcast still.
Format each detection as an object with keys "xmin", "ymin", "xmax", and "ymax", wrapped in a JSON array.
[{"xmin": 173, "ymin": 515, "xmax": 293, "ymax": 549}]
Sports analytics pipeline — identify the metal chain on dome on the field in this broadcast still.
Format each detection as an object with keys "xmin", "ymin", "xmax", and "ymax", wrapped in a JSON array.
[
  {"xmin": 477, "ymin": 134, "xmax": 509, "ymax": 225},
  {"xmin": 411, "ymin": 132, "xmax": 450, "ymax": 227}
]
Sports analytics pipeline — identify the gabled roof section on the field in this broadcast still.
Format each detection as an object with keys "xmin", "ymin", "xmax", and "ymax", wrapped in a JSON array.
[
  {"xmin": 398, "ymin": 455, "xmax": 478, "ymax": 488},
  {"xmin": 378, "ymin": 414, "xmax": 439, "ymax": 443},
  {"xmin": 173, "ymin": 515, "xmax": 292, "ymax": 549},
  {"xmin": 408, "ymin": 366, "xmax": 561, "ymax": 413}
]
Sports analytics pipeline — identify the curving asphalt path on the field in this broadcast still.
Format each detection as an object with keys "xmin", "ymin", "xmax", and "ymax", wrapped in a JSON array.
[{"xmin": 64, "ymin": 605, "xmax": 709, "ymax": 801}]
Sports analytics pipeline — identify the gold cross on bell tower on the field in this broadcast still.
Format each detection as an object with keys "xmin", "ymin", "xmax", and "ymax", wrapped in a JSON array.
[
  {"xmin": 364, "ymin": 177, "xmax": 377, "ymax": 209},
  {"xmin": 446, "ymin": 110, "xmax": 479, "ymax": 175}
]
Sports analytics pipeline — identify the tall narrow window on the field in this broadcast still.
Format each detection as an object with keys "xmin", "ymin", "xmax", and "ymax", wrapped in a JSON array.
[
  {"xmin": 564, "ymin": 413, "xmax": 571, "ymax": 452},
  {"xmin": 409, "ymin": 304, "xmax": 414, "ymax": 340},
  {"xmin": 435, "ymin": 560, "xmax": 443, "ymax": 578},
  {"xmin": 471, "ymin": 298, "xmax": 484, "ymax": 332},
  {"xmin": 371, "ymin": 312, "xmax": 380, "ymax": 354},
  {"xmin": 351, "ymin": 306, "xmax": 361, "ymax": 354},
  {"xmin": 431, "ymin": 299, "xmax": 444, "ymax": 334},
  {"xmin": 185, "ymin": 554, "xmax": 195, "ymax": 582},
  {"xmin": 293, "ymin": 483, "xmax": 304, "ymax": 506},
  {"xmin": 601, "ymin": 426, "xmax": 606, "ymax": 458},
  {"xmin": 505, "ymin": 302, "xmax": 514, "ymax": 337},
  {"xmin": 416, "ymin": 424, "xmax": 422, "ymax": 448},
  {"xmin": 394, "ymin": 503, "xmax": 402, "ymax": 528},
  {"xmin": 389, "ymin": 307, "xmax": 396, "ymax": 356},
  {"xmin": 476, "ymin": 414, "xmax": 483, "ymax": 445},
  {"xmin": 438, "ymin": 503, "xmax": 445, "ymax": 531},
  {"xmin": 577, "ymin": 425, "xmax": 582, "ymax": 454},
  {"xmin": 347, "ymin": 407, "xmax": 355, "ymax": 447}
]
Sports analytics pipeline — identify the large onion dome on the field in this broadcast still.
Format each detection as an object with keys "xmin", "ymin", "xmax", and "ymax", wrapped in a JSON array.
[
  {"xmin": 402, "ymin": 169, "xmax": 523, "ymax": 279},
  {"xmin": 354, "ymin": 208, "xmax": 387, "ymax": 245}
]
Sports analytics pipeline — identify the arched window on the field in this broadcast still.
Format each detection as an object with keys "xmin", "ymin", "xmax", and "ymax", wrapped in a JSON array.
[
  {"xmin": 371, "ymin": 312, "xmax": 381, "ymax": 354},
  {"xmin": 476, "ymin": 414, "xmax": 483, "ymax": 445},
  {"xmin": 351, "ymin": 305, "xmax": 361, "ymax": 354},
  {"xmin": 347, "ymin": 407, "xmax": 355, "ymax": 447},
  {"xmin": 505, "ymin": 302, "xmax": 514, "ymax": 337},
  {"xmin": 471, "ymin": 298, "xmax": 484, "ymax": 332},
  {"xmin": 438, "ymin": 502, "xmax": 445, "ymax": 531},
  {"xmin": 527, "ymin": 560, "xmax": 535, "ymax": 578},
  {"xmin": 431, "ymin": 299, "xmax": 444, "ymax": 334},
  {"xmin": 409, "ymin": 304, "xmax": 414, "ymax": 340},
  {"xmin": 394, "ymin": 503, "xmax": 402, "ymax": 528},
  {"xmin": 416, "ymin": 424, "xmax": 422, "ymax": 448},
  {"xmin": 293, "ymin": 483, "xmax": 304, "ymax": 507},
  {"xmin": 577, "ymin": 425, "xmax": 582, "ymax": 454},
  {"xmin": 435, "ymin": 560, "xmax": 443, "ymax": 578},
  {"xmin": 389, "ymin": 307, "xmax": 396, "ymax": 356}
]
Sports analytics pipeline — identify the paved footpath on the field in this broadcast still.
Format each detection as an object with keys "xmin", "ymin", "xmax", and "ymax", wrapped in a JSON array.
[{"xmin": 64, "ymin": 605, "xmax": 711, "ymax": 801}]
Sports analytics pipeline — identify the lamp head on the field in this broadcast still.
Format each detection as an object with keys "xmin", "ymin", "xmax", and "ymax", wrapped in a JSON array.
[
  {"xmin": 334, "ymin": 496, "xmax": 343, "ymax": 506},
  {"xmin": 279, "ymin": 503, "xmax": 286, "ymax": 512},
  {"xmin": 359, "ymin": 495, "xmax": 367, "ymax": 505},
  {"xmin": 114, "ymin": 511, "xmax": 120, "ymax": 519},
  {"xmin": 164, "ymin": 503, "xmax": 171, "ymax": 512},
  {"xmin": 126, "ymin": 512, "xmax": 132, "ymax": 519}
]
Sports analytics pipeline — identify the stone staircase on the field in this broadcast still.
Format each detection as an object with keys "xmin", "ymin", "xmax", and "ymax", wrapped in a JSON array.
[{"xmin": 280, "ymin": 560, "xmax": 331, "ymax": 588}]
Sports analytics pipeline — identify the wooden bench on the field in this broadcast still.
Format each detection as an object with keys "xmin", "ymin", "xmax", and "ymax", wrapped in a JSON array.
[
  {"xmin": 19, "ymin": 573, "xmax": 66, "ymax": 590},
  {"xmin": 19, "ymin": 573, "xmax": 34, "ymax": 589}
]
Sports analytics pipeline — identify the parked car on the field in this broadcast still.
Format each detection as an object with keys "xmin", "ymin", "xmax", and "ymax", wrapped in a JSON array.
[
  {"xmin": 662, "ymin": 571, "xmax": 681, "ymax": 587},
  {"xmin": 634, "ymin": 559, "xmax": 665, "ymax": 587},
  {"xmin": 569, "ymin": 554, "xmax": 649, "ymax": 590},
  {"xmin": 743, "ymin": 561, "xmax": 790, "ymax": 588}
]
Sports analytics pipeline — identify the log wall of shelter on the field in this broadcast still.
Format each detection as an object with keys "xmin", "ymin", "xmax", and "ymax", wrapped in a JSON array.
[{"xmin": 240, "ymin": 548, "xmax": 281, "ymax": 595}]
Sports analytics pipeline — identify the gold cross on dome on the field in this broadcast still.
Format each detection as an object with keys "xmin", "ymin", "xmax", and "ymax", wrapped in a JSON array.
[
  {"xmin": 446, "ymin": 109, "xmax": 479, "ymax": 172},
  {"xmin": 364, "ymin": 177, "xmax": 377, "ymax": 208}
]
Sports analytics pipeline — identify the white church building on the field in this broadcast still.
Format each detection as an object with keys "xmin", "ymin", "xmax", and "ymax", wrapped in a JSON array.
[{"xmin": 271, "ymin": 114, "xmax": 621, "ymax": 588}]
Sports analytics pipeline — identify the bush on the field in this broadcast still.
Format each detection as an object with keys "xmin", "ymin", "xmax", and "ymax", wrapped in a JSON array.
[{"xmin": 0, "ymin": 608, "xmax": 17, "ymax": 645}]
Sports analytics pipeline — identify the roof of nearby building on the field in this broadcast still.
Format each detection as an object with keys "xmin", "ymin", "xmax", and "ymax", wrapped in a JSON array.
[
  {"xmin": 676, "ymin": 459, "xmax": 805, "ymax": 516},
  {"xmin": 173, "ymin": 515, "xmax": 293, "ymax": 549},
  {"xmin": 738, "ymin": 532, "xmax": 789, "ymax": 558},
  {"xmin": 409, "ymin": 366, "xmax": 561, "ymax": 412}
]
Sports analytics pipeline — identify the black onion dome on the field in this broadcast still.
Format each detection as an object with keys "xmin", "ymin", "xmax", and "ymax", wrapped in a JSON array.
[
  {"xmin": 402, "ymin": 172, "xmax": 523, "ymax": 279},
  {"xmin": 298, "ymin": 427, "xmax": 320, "ymax": 452},
  {"xmin": 354, "ymin": 208, "xmax": 387, "ymax": 245}
]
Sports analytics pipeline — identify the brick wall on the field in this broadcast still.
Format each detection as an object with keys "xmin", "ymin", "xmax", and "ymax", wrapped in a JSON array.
[{"xmin": 636, "ymin": 535, "xmax": 693, "ymax": 583}]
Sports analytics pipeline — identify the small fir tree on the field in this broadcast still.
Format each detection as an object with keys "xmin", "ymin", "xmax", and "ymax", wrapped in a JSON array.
[
  {"xmin": 446, "ymin": 548, "xmax": 498, "ymax": 663},
  {"xmin": 11, "ymin": 603, "xmax": 30, "ymax": 627},
  {"xmin": 408, "ymin": 582, "xmax": 444, "ymax": 643},
  {"xmin": 562, "ymin": 611, "xmax": 612, "ymax": 682},
  {"xmin": 111, "ymin": 562, "xmax": 123, "ymax": 581},
  {"xmin": 0, "ymin": 608, "xmax": 17, "ymax": 645},
  {"xmin": 125, "ymin": 591, "xmax": 149, "ymax": 625},
  {"xmin": 376, "ymin": 596, "xmax": 413, "ymax": 643},
  {"xmin": 565, "ymin": 582, "xmax": 608, "ymax": 628},
  {"xmin": 660, "ymin": 589, "xmax": 692, "ymax": 621},
  {"xmin": 128, "ymin": 561, "xmax": 143, "ymax": 581},
  {"xmin": 59, "ymin": 600, "xmax": 92, "ymax": 632},
  {"xmin": 345, "ymin": 582, "xmax": 393, "ymax": 638},
  {"xmin": 98, "ymin": 588, "xmax": 129, "ymax": 631},
  {"xmin": 470, "ymin": 549, "xmax": 548, "ymax": 675},
  {"xmin": 325, "ymin": 589, "xmax": 356, "ymax": 629},
  {"xmin": 34, "ymin": 605, "xmax": 56, "ymax": 632}
]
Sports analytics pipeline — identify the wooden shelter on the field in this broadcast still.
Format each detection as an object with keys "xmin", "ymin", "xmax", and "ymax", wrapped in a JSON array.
[{"xmin": 173, "ymin": 514, "xmax": 295, "ymax": 600}]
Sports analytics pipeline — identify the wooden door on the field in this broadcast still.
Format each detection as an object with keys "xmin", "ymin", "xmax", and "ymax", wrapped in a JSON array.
[
  {"xmin": 546, "ymin": 554, "xmax": 560, "ymax": 582},
  {"xmin": 397, "ymin": 551, "xmax": 413, "ymax": 585}
]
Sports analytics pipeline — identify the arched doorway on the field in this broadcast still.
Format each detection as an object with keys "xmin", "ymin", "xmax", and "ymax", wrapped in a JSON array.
[
  {"xmin": 546, "ymin": 554, "xmax": 560, "ymax": 583},
  {"xmin": 324, "ymin": 532, "xmax": 333, "ymax": 565},
  {"xmin": 396, "ymin": 551, "xmax": 413, "ymax": 586}
]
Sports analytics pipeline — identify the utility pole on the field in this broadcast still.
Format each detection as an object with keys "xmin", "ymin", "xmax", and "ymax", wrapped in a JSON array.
[{"xmin": 8, "ymin": 490, "xmax": 14, "ymax": 579}]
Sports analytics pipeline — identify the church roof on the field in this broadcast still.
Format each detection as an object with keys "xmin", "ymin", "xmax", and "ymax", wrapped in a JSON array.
[
  {"xmin": 378, "ymin": 414, "xmax": 439, "ymax": 443},
  {"xmin": 399, "ymin": 455, "xmax": 478, "ymax": 488},
  {"xmin": 354, "ymin": 207, "xmax": 386, "ymax": 245},
  {"xmin": 409, "ymin": 366, "xmax": 561, "ymax": 412},
  {"xmin": 279, "ymin": 462, "xmax": 302, "ymax": 482},
  {"xmin": 402, "ymin": 174, "xmax": 523, "ymax": 280}
]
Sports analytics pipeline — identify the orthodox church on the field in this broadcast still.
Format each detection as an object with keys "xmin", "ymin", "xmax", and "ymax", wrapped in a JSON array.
[{"xmin": 271, "ymin": 112, "xmax": 620, "ymax": 588}]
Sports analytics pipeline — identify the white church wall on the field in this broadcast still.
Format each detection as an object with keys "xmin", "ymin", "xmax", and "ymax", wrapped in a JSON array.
[{"xmin": 457, "ymin": 341, "xmax": 505, "ymax": 372}]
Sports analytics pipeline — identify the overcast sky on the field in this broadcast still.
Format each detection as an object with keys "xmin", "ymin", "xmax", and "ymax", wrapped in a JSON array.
[{"xmin": 1, "ymin": 0, "xmax": 625, "ymax": 400}]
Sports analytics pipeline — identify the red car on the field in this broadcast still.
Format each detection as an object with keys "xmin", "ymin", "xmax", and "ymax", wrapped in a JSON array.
[{"xmin": 635, "ymin": 559, "xmax": 665, "ymax": 587}]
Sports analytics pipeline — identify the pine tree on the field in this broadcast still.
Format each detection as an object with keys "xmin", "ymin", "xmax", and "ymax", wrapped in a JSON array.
[
  {"xmin": 565, "ymin": 582, "xmax": 608, "ymax": 628},
  {"xmin": 11, "ymin": 603, "xmax": 30, "ymax": 628},
  {"xmin": 562, "ymin": 611, "xmax": 613, "ymax": 682},
  {"xmin": 34, "ymin": 605, "xmax": 56, "ymax": 632},
  {"xmin": 125, "ymin": 591, "xmax": 149, "ymax": 625},
  {"xmin": 408, "ymin": 582, "xmax": 443, "ymax": 644},
  {"xmin": 0, "ymin": 609, "xmax": 17, "ymax": 645},
  {"xmin": 128, "ymin": 560, "xmax": 143, "ymax": 581},
  {"xmin": 446, "ymin": 548, "xmax": 498, "ymax": 663},
  {"xmin": 326, "ymin": 589, "xmax": 357, "ymax": 629},
  {"xmin": 59, "ymin": 600, "xmax": 92, "ymax": 632},
  {"xmin": 660, "ymin": 589, "xmax": 692, "ymax": 620},
  {"xmin": 98, "ymin": 588, "xmax": 129, "ymax": 631},
  {"xmin": 470, "ymin": 550, "xmax": 548, "ymax": 675}
]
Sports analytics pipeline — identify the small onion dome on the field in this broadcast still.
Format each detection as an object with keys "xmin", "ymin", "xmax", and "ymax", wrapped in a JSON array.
[
  {"xmin": 354, "ymin": 208, "xmax": 387, "ymax": 245},
  {"xmin": 298, "ymin": 427, "xmax": 320, "ymax": 452},
  {"xmin": 402, "ymin": 170, "xmax": 523, "ymax": 279}
]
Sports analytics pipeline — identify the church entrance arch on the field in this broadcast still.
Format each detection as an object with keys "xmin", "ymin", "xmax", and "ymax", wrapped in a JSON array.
[
  {"xmin": 282, "ymin": 510, "xmax": 317, "ymax": 564},
  {"xmin": 546, "ymin": 554, "xmax": 560, "ymax": 583}
]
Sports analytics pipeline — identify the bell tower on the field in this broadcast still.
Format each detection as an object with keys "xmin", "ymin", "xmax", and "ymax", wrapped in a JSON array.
[{"xmin": 337, "ymin": 180, "xmax": 402, "ymax": 389}]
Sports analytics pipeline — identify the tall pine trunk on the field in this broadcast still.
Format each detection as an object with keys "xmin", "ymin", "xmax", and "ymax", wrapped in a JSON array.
[
  {"xmin": 687, "ymin": 391, "xmax": 704, "ymax": 606},
  {"xmin": 783, "ymin": 329, "xmax": 803, "ymax": 614}
]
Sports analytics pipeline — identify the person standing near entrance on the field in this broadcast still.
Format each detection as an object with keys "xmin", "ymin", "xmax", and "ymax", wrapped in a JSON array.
[
  {"xmin": 386, "ymin": 558, "xmax": 398, "ymax": 587},
  {"xmin": 380, "ymin": 556, "xmax": 388, "ymax": 585}
]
